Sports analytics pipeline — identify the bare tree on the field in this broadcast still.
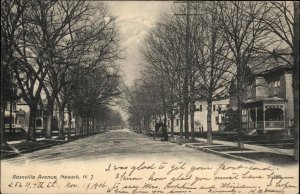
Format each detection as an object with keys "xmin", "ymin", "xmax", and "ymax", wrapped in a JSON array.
[
  {"xmin": 216, "ymin": 1, "xmax": 271, "ymax": 148},
  {"xmin": 121, "ymin": 83, "xmax": 144, "ymax": 133},
  {"xmin": 190, "ymin": 2, "xmax": 234, "ymax": 144},
  {"xmin": 2, "ymin": 0, "xmax": 53, "ymax": 141},
  {"xmin": 1, "ymin": 0, "xmax": 123, "ymax": 141},
  {"xmin": 37, "ymin": 1, "xmax": 122, "ymax": 139},
  {"xmin": 143, "ymin": 9, "xmax": 190, "ymax": 139},
  {"xmin": 1, "ymin": 0, "xmax": 29, "ymax": 143},
  {"xmin": 260, "ymin": 1, "xmax": 298, "ymax": 160},
  {"xmin": 293, "ymin": 1, "xmax": 299, "ymax": 161},
  {"xmin": 72, "ymin": 67, "xmax": 121, "ymax": 134}
]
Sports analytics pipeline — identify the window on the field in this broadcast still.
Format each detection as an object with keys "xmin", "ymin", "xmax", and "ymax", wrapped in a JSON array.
[
  {"xmin": 242, "ymin": 109, "xmax": 247, "ymax": 123},
  {"xmin": 4, "ymin": 117, "xmax": 11, "ymax": 124},
  {"xmin": 176, "ymin": 119, "xmax": 179, "ymax": 126},
  {"xmin": 247, "ymin": 84, "xmax": 253, "ymax": 98},
  {"xmin": 36, "ymin": 119, "xmax": 43, "ymax": 127},
  {"xmin": 274, "ymin": 80, "xmax": 280, "ymax": 95},
  {"xmin": 194, "ymin": 105, "xmax": 202, "ymax": 112},
  {"xmin": 12, "ymin": 103, "xmax": 16, "ymax": 111},
  {"xmin": 269, "ymin": 80, "xmax": 280, "ymax": 96}
]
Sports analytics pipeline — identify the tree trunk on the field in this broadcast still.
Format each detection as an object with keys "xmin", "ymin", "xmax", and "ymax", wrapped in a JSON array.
[
  {"xmin": 179, "ymin": 102, "xmax": 184, "ymax": 139},
  {"xmin": 95, "ymin": 120, "xmax": 98, "ymax": 133},
  {"xmin": 140, "ymin": 119, "xmax": 143, "ymax": 133},
  {"xmin": 9, "ymin": 101, "xmax": 13, "ymax": 133},
  {"xmin": 146, "ymin": 115, "xmax": 151, "ymax": 134},
  {"xmin": 293, "ymin": 1, "xmax": 299, "ymax": 161},
  {"xmin": 170, "ymin": 112, "xmax": 174, "ymax": 138},
  {"xmin": 207, "ymin": 99, "xmax": 213, "ymax": 144},
  {"xmin": 237, "ymin": 81, "xmax": 244, "ymax": 148},
  {"xmin": 190, "ymin": 101, "xmax": 195, "ymax": 141},
  {"xmin": 184, "ymin": 1, "xmax": 190, "ymax": 140},
  {"xmin": 58, "ymin": 107, "xmax": 64, "ymax": 140},
  {"xmin": 1, "ymin": 100, "xmax": 6, "ymax": 145},
  {"xmin": 92, "ymin": 117, "xmax": 95, "ymax": 134},
  {"xmin": 46, "ymin": 98, "xmax": 55, "ymax": 139},
  {"xmin": 79, "ymin": 117, "xmax": 83, "ymax": 135},
  {"xmin": 164, "ymin": 108, "xmax": 167, "ymax": 127},
  {"xmin": 27, "ymin": 104, "xmax": 37, "ymax": 142},
  {"xmin": 184, "ymin": 105, "xmax": 189, "ymax": 139},
  {"xmin": 67, "ymin": 107, "xmax": 72, "ymax": 138},
  {"xmin": 86, "ymin": 117, "xmax": 89, "ymax": 135}
]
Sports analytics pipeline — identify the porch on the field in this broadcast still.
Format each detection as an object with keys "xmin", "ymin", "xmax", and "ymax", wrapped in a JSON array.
[
  {"xmin": 242, "ymin": 97, "xmax": 287, "ymax": 131},
  {"xmin": 4, "ymin": 110, "xmax": 26, "ymax": 130}
]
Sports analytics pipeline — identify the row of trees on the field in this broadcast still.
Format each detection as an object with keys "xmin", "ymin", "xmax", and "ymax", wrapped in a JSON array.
[
  {"xmin": 123, "ymin": 1, "xmax": 298, "ymax": 159},
  {"xmin": 1, "ymin": 0, "xmax": 123, "ymax": 142}
]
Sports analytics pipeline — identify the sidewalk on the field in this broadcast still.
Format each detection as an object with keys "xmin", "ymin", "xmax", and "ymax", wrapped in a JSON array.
[
  {"xmin": 168, "ymin": 135, "xmax": 296, "ymax": 166},
  {"xmin": 195, "ymin": 137, "xmax": 294, "ymax": 156},
  {"xmin": 1, "ymin": 131, "xmax": 105, "ymax": 159}
]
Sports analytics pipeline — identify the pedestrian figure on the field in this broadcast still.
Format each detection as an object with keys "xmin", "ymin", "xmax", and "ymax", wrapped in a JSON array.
[{"xmin": 153, "ymin": 121, "xmax": 163, "ymax": 140}]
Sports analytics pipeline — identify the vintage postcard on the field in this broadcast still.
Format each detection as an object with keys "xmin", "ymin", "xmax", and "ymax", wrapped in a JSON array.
[{"xmin": 1, "ymin": 1, "xmax": 299, "ymax": 194}]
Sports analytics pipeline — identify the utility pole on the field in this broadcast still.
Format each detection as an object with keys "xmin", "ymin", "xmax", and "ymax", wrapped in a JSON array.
[
  {"xmin": 174, "ymin": 1, "xmax": 201, "ymax": 140},
  {"xmin": 293, "ymin": 1, "xmax": 299, "ymax": 161},
  {"xmin": 184, "ymin": 1, "xmax": 191, "ymax": 140}
]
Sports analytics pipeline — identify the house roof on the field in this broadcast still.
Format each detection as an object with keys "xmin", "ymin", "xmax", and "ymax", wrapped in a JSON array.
[
  {"xmin": 249, "ymin": 50, "xmax": 293, "ymax": 75},
  {"xmin": 243, "ymin": 96, "xmax": 287, "ymax": 104},
  {"xmin": 17, "ymin": 99, "xmax": 28, "ymax": 105},
  {"xmin": 263, "ymin": 96, "xmax": 287, "ymax": 102}
]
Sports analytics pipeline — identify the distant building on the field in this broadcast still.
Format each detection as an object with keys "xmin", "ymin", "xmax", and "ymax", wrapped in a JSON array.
[
  {"xmin": 230, "ymin": 51, "xmax": 294, "ymax": 135},
  {"xmin": 7, "ymin": 98, "xmax": 77, "ymax": 135},
  {"xmin": 148, "ymin": 98, "xmax": 230, "ymax": 133},
  {"xmin": 4, "ymin": 101, "xmax": 26, "ymax": 131},
  {"xmin": 170, "ymin": 98, "xmax": 230, "ymax": 133}
]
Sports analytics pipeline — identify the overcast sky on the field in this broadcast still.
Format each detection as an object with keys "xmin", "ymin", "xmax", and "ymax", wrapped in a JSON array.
[{"xmin": 105, "ymin": 1, "xmax": 172, "ymax": 86}]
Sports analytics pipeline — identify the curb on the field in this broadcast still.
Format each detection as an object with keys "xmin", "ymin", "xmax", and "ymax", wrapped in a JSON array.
[
  {"xmin": 1, "ymin": 132, "xmax": 104, "ymax": 160},
  {"xmin": 138, "ymin": 131, "xmax": 262, "ymax": 164},
  {"xmin": 168, "ymin": 140, "xmax": 267, "ymax": 165},
  {"xmin": 184, "ymin": 144, "xmax": 258, "ymax": 164},
  {"xmin": 1, "ymin": 141, "xmax": 65, "ymax": 160}
]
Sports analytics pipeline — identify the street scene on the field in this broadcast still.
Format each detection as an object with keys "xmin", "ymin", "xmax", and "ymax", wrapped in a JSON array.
[
  {"xmin": 3, "ymin": 128, "xmax": 241, "ymax": 164},
  {"xmin": 1, "ymin": 128, "xmax": 297, "ymax": 166},
  {"xmin": 1, "ymin": 1, "xmax": 299, "ymax": 193}
]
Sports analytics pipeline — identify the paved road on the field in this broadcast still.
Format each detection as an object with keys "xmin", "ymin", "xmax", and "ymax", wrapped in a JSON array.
[{"xmin": 3, "ymin": 128, "xmax": 239, "ymax": 165}]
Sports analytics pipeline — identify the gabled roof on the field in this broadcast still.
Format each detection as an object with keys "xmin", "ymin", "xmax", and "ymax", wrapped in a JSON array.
[{"xmin": 249, "ymin": 49, "xmax": 293, "ymax": 75}]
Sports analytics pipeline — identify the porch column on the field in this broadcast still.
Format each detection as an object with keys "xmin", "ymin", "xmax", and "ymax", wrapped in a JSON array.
[
  {"xmin": 283, "ymin": 104, "xmax": 290, "ymax": 136},
  {"xmin": 15, "ymin": 116, "xmax": 17, "ymax": 127},
  {"xmin": 263, "ymin": 104, "xmax": 265, "ymax": 131},
  {"xmin": 247, "ymin": 108, "xmax": 250, "ymax": 129},
  {"xmin": 283, "ymin": 105, "xmax": 286, "ymax": 130},
  {"xmin": 255, "ymin": 107, "xmax": 258, "ymax": 128}
]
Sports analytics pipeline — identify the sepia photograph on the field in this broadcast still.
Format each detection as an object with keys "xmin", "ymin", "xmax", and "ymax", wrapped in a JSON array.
[{"xmin": 1, "ymin": 1, "xmax": 299, "ymax": 193}]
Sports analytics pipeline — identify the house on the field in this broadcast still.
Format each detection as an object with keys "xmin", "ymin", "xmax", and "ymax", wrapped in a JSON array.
[
  {"xmin": 148, "ymin": 98, "xmax": 230, "ymax": 133},
  {"xmin": 10, "ymin": 98, "xmax": 77, "ymax": 135},
  {"xmin": 170, "ymin": 98, "xmax": 230, "ymax": 133},
  {"xmin": 230, "ymin": 50, "xmax": 294, "ymax": 135},
  {"xmin": 4, "ymin": 101, "xmax": 27, "ymax": 132}
]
